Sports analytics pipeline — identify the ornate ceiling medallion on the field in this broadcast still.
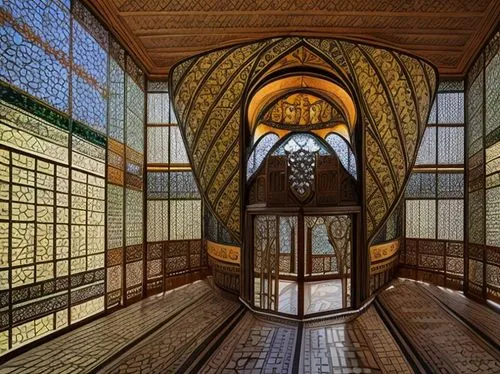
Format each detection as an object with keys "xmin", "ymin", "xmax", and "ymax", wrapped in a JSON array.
[{"xmin": 262, "ymin": 92, "xmax": 346, "ymax": 129}]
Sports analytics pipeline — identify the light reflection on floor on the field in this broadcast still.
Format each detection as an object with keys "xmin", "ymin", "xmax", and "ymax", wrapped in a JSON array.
[
  {"xmin": 304, "ymin": 279, "xmax": 344, "ymax": 314},
  {"xmin": 254, "ymin": 278, "xmax": 346, "ymax": 315},
  {"xmin": 277, "ymin": 280, "xmax": 298, "ymax": 314}
]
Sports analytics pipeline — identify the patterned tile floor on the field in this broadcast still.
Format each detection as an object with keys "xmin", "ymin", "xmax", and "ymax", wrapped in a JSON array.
[
  {"xmin": 378, "ymin": 279, "xmax": 500, "ymax": 373},
  {"xmin": 302, "ymin": 306, "xmax": 412, "ymax": 374},
  {"xmin": 0, "ymin": 278, "xmax": 498, "ymax": 373},
  {"xmin": 200, "ymin": 312, "xmax": 298, "ymax": 374},
  {"xmin": 414, "ymin": 280, "xmax": 500, "ymax": 347},
  {"xmin": 0, "ymin": 281, "xmax": 218, "ymax": 374}
]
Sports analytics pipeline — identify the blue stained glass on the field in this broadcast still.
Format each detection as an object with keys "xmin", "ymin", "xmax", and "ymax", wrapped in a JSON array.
[
  {"xmin": 72, "ymin": 22, "xmax": 107, "ymax": 83},
  {"xmin": 126, "ymin": 161, "xmax": 141, "ymax": 175},
  {"xmin": 279, "ymin": 216, "xmax": 297, "ymax": 254},
  {"xmin": 109, "ymin": 58, "xmax": 125, "ymax": 142},
  {"xmin": 273, "ymin": 133, "xmax": 330, "ymax": 156},
  {"xmin": 170, "ymin": 171, "xmax": 200, "ymax": 199},
  {"xmin": 437, "ymin": 92, "xmax": 464, "ymax": 124},
  {"xmin": 247, "ymin": 133, "xmax": 279, "ymax": 180},
  {"xmin": 147, "ymin": 172, "xmax": 169, "ymax": 199},
  {"xmin": 325, "ymin": 134, "xmax": 358, "ymax": 179},
  {"xmin": 0, "ymin": 1, "xmax": 70, "ymax": 111},
  {"xmin": 126, "ymin": 77, "xmax": 145, "ymax": 153},
  {"xmin": 72, "ymin": 75, "xmax": 107, "ymax": 132},
  {"xmin": 4, "ymin": 0, "xmax": 70, "ymax": 54},
  {"xmin": 60, "ymin": 0, "xmax": 71, "ymax": 9},
  {"xmin": 312, "ymin": 224, "xmax": 335, "ymax": 255},
  {"xmin": 71, "ymin": 21, "xmax": 107, "ymax": 132}
]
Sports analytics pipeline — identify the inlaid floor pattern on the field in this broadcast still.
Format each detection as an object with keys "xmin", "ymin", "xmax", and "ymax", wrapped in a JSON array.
[{"xmin": 0, "ymin": 278, "xmax": 499, "ymax": 373}]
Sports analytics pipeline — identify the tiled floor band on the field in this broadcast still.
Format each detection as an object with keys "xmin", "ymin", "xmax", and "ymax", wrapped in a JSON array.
[
  {"xmin": 0, "ymin": 278, "xmax": 499, "ymax": 373},
  {"xmin": 378, "ymin": 280, "xmax": 500, "ymax": 373}
]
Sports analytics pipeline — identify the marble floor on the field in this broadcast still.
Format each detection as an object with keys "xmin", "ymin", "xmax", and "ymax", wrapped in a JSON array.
[
  {"xmin": 304, "ymin": 279, "xmax": 345, "ymax": 314},
  {"xmin": 254, "ymin": 279, "xmax": 348, "ymax": 315},
  {"xmin": 0, "ymin": 278, "xmax": 499, "ymax": 373}
]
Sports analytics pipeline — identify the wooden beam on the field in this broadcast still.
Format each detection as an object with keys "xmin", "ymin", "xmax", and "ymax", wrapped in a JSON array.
[
  {"xmin": 119, "ymin": 10, "xmax": 486, "ymax": 17},
  {"xmin": 133, "ymin": 27, "xmax": 477, "ymax": 37}
]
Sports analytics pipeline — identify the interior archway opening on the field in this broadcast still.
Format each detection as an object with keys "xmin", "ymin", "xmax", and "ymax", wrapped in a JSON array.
[{"xmin": 244, "ymin": 73, "xmax": 360, "ymax": 318}]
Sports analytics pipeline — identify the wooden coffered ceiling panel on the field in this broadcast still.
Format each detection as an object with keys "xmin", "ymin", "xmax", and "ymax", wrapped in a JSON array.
[{"xmin": 87, "ymin": 0, "xmax": 500, "ymax": 78}]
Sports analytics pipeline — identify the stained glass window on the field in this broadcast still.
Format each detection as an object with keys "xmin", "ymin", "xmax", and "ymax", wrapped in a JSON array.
[
  {"xmin": 405, "ymin": 200, "xmax": 436, "ymax": 239},
  {"xmin": 247, "ymin": 133, "xmax": 279, "ymax": 180},
  {"xmin": 486, "ymin": 156, "xmax": 500, "ymax": 247},
  {"xmin": 405, "ymin": 81, "xmax": 464, "ymax": 246},
  {"xmin": 169, "ymin": 172, "xmax": 200, "ymax": 199},
  {"xmin": 147, "ymin": 200, "xmax": 168, "ymax": 242},
  {"xmin": 415, "ymin": 127, "xmax": 437, "ymax": 165},
  {"xmin": 147, "ymin": 172, "xmax": 169, "ymax": 199},
  {"xmin": 0, "ymin": 93, "xmax": 108, "ymax": 353},
  {"xmin": 106, "ymin": 39, "xmax": 125, "ymax": 308},
  {"xmin": 0, "ymin": 0, "xmax": 71, "ymax": 112},
  {"xmin": 147, "ymin": 127, "xmax": 169, "ymax": 164},
  {"xmin": 169, "ymin": 200, "xmax": 202, "ymax": 240},
  {"xmin": 106, "ymin": 184, "xmax": 123, "ymax": 307},
  {"xmin": 71, "ymin": 20, "xmax": 107, "ymax": 132},
  {"xmin": 485, "ymin": 49, "xmax": 500, "ymax": 137},
  {"xmin": 144, "ymin": 85, "xmax": 169, "ymax": 293},
  {"xmin": 325, "ymin": 133, "xmax": 357, "ymax": 179},
  {"xmin": 272, "ymin": 133, "xmax": 330, "ymax": 156},
  {"xmin": 403, "ymin": 80, "xmax": 466, "ymax": 288},
  {"xmin": 437, "ymin": 92, "xmax": 464, "ymax": 124},
  {"xmin": 170, "ymin": 126, "xmax": 189, "ymax": 164},
  {"xmin": 438, "ymin": 127, "xmax": 464, "ymax": 164},
  {"xmin": 145, "ymin": 82, "xmax": 204, "ymax": 291},
  {"xmin": 108, "ymin": 42, "xmax": 125, "ymax": 142},
  {"xmin": 405, "ymin": 172, "xmax": 436, "ymax": 198},
  {"xmin": 0, "ymin": 0, "xmax": 152, "ymax": 354},
  {"xmin": 437, "ymin": 173, "xmax": 464, "ymax": 198},
  {"xmin": 437, "ymin": 200, "xmax": 464, "ymax": 241},
  {"xmin": 468, "ymin": 33, "xmax": 500, "ymax": 301},
  {"xmin": 126, "ymin": 77, "xmax": 144, "ymax": 154},
  {"xmin": 468, "ymin": 67, "xmax": 484, "ymax": 157},
  {"xmin": 147, "ymin": 93, "xmax": 170, "ymax": 124},
  {"xmin": 469, "ymin": 189, "xmax": 485, "ymax": 245}
]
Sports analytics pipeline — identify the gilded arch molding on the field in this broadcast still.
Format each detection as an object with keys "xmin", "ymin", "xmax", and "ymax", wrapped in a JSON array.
[{"xmin": 169, "ymin": 37, "xmax": 437, "ymax": 243}]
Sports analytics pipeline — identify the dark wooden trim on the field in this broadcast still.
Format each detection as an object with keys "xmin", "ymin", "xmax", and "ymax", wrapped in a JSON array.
[
  {"xmin": 180, "ymin": 307, "xmax": 247, "ymax": 373},
  {"xmin": 374, "ymin": 299, "xmax": 429, "ymax": 373},
  {"xmin": 292, "ymin": 321, "xmax": 303, "ymax": 374}
]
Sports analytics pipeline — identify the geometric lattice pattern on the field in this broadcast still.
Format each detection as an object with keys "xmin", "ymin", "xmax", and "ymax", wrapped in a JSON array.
[
  {"xmin": 145, "ymin": 82, "xmax": 204, "ymax": 295},
  {"xmin": 467, "ymin": 31, "xmax": 500, "ymax": 302},
  {"xmin": 0, "ymin": 88, "xmax": 108, "ymax": 355},
  {"xmin": 0, "ymin": 0, "xmax": 146, "ymax": 356},
  {"xmin": 403, "ymin": 79, "xmax": 465, "ymax": 288}
]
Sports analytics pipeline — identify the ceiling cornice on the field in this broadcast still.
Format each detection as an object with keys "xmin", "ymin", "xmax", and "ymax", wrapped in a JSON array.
[{"xmin": 84, "ymin": 0, "xmax": 500, "ymax": 79}]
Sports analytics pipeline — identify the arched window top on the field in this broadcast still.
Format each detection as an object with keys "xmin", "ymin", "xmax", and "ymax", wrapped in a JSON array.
[
  {"xmin": 272, "ymin": 133, "xmax": 330, "ymax": 156},
  {"xmin": 247, "ymin": 133, "xmax": 280, "ymax": 180},
  {"xmin": 325, "ymin": 133, "xmax": 357, "ymax": 180}
]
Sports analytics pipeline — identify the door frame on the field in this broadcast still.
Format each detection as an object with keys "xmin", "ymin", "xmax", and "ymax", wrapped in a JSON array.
[{"xmin": 246, "ymin": 205, "xmax": 361, "ymax": 319}]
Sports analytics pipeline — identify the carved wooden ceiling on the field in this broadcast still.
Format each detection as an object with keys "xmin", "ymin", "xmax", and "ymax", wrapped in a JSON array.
[{"xmin": 85, "ymin": 0, "xmax": 499, "ymax": 78}]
